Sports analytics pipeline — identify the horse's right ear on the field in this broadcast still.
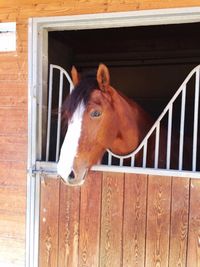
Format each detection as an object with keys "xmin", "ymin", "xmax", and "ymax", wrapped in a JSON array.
[
  {"xmin": 97, "ymin": 63, "xmax": 110, "ymax": 91},
  {"xmin": 71, "ymin": 66, "xmax": 80, "ymax": 87}
]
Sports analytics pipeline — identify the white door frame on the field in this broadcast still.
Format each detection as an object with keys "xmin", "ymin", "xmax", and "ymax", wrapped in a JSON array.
[{"xmin": 27, "ymin": 7, "xmax": 200, "ymax": 267}]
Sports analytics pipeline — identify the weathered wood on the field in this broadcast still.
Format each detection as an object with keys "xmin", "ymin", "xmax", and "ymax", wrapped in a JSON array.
[
  {"xmin": 0, "ymin": 0, "xmax": 200, "ymax": 21},
  {"xmin": 39, "ymin": 176, "xmax": 60, "ymax": 267},
  {"xmin": 0, "ymin": 1, "xmax": 200, "ymax": 267},
  {"xmin": 0, "ymin": 109, "xmax": 27, "ymax": 134},
  {"xmin": 0, "ymin": 186, "xmax": 26, "ymax": 213},
  {"xmin": 0, "ymin": 81, "xmax": 27, "ymax": 96},
  {"xmin": 0, "ymin": 238, "xmax": 25, "ymax": 267},
  {"xmin": 79, "ymin": 171, "xmax": 102, "ymax": 267},
  {"xmin": 187, "ymin": 179, "xmax": 200, "ymax": 267},
  {"xmin": 145, "ymin": 175, "xmax": 171, "ymax": 267},
  {"xmin": 123, "ymin": 173, "xmax": 147, "ymax": 267},
  {"xmin": 100, "ymin": 172, "xmax": 124, "ymax": 267},
  {"xmin": 0, "ymin": 161, "xmax": 26, "ymax": 187},
  {"xmin": 169, "ymin": 177, "xmax": 190, "ymax": 267},
  {"xmin": 58, "ymin": 180, "xmax": 80, "ymax": 267},
  {"xmin": 0, "ymin": 135, "xmax": 27, "ymax": 161}
]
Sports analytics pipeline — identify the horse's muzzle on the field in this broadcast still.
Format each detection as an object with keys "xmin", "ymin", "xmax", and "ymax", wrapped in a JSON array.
[{"xmin": 59, "ymin": 169, "xmax": 87, "ymax": 186}]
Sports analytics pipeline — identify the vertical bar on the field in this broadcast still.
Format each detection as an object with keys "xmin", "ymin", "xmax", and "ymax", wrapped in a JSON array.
[
  {"xmin": 142, "ymin": 141, "xmax": 147, "ymax": 168},
  {"xmin": 192, "ymin": 69, "xmax": 200, "ymax": 171},
  {"xmin": 154, "ymin": 123, "xmax": 160, "ymax": 168},
  {"xmin": 131, "ymin": 155, "xmax": 135, "ymax": 167},
  {"xmin": 179, "ymin": 86, "xmax": 186, "ymax": 170},
  {"xmin": 56, "ymin": 71, "xmax": 64, "ymax": 162},
  {"xmin": 166, "ymin": 105, "xmax": 173, "ymax": 170},
  {"xmin": 45, "ymin": 65, "xmax": 53, "ymax": 161},
  {"xmin": 108, "ymin": 152, "xmax": 112, "ymax": 166},
  {"xmin": 119, "ymin": 158, "xmax": 123, "ymax": 167}
]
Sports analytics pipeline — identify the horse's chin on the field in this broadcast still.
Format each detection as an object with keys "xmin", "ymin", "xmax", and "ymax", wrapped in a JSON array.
[{"xmin": 59, "ymin": 169, "xmax": 88, "ymax": 187}]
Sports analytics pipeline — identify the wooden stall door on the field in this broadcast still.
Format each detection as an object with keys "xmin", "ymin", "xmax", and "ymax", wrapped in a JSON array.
[{"xmin": 39, "ymin": 171, "xmax": 200, "ymax": 267}]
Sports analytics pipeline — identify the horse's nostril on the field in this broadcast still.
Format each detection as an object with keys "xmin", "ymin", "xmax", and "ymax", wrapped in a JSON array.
[{"xmin": 69, "ymin": 170, "xmax": 75, "ymax": 180}]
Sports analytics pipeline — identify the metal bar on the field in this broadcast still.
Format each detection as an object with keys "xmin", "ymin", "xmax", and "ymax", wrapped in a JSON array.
[
  {"xmin": 45, "ymin": 64, "xmax": 53, "ymax": 161},
  {"xmin": 166, "ymin": 105, "xmax": 173, "ymax": 170},
  {"xmin": 131, "ymin": 155, "xmax": 135, "ymax": 167},
  {"xmin": 154, "ymin": 124, "xmax": 160, "ymax": 168},
  {"xmin": 192, "ymin": 68, "xmax": 200, "ymax": 171},
  {"xmin": 27, "ymin": 19, "xmax": 41, "ymax": 267},
  {"xmin": 142, "ymin": 141, "xmax": 147, "ymax": 168},
  {"xmin": 179, "ymin": 86, "xmax": 186, "ymax": 170},
  {"xmin": 33, "ymin": 173, "xmax": 41, "ymax": 267},
  {"xmin": 35, "ymin": 160, "xmax": 200, "ymax": 179},
  {"xmin": 56, "ymin": 71, "xmax": 64, "ymax": 162},
  {"xmin": 92, "ymin": 165, "xmax": 200, "ymax": 179},
  {"xmin": 108, "ymin": 152, "xmax": 112, "ymax": 166},
  {"xmin": 119, "ymin": 158, "xmax": 123, "ymax": 167}
]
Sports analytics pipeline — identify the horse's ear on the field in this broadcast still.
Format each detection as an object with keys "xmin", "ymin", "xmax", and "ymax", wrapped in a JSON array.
[
  {"xmin": 71, "ymin": 66, "xmax": 80, "ymax": 87},
  {"xmin": 97, "ymin": 63, "xmax": 110, "ymax": 91}
]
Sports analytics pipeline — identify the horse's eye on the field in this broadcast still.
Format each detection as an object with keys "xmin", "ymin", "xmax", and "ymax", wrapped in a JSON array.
[{"xmin": 90, "ymin": 110, "xmax": 102, "ymax": 118}]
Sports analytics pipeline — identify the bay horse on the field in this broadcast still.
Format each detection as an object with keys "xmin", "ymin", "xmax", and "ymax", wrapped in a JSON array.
[{"xmin": 57, "ymin": 63, "xmax": 158, "ymax": 186}]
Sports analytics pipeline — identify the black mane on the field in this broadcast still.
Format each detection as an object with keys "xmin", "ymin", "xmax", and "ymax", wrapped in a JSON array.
[{"xmin": 62, "ymin": 69, "xmax": 99, "ymax": 131}]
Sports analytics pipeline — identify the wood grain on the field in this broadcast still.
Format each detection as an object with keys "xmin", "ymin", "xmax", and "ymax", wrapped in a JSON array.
[
  {"xmin": 100, "ymin": 172, "xmax": 124, "ymax": 267},
  {"xmin": 0, "ymin": 161, "xmax": 26, "ymax": 187},
  {"xmin": 123, "ymin": 173, "xmax": 147, "ymax": 267},
  {"xmin": 0, "ymin": 237, "xmax": 25, "ymax": 267},
  {"xmin": 79, "ymin": 171, "xmax": 102, "ymax": 267},
  {"xmin": 0, "ymin": 108, "xmax": 27, "ymax": 134},
  {"xmin": 0, "ymin": 135, "xmax": 27, "ymax": 161},
  {"xmin": 169, "ymin": 177, "xmax": 190, "ymax": 267},
  {"xmin": 58, "ymin": 180, "xmax": 80, "ymax": 267},
  {"xmin": 145, "ymin": 175, "xmax": 171, "ymax": 267},
  {"xmin": 39, "ymin": 176, "xmax": 60, "ymax": 267},
  {"xmin": 187, "ymin": 179, "xmax": 200, "ymax": 267},
  {"xmin": 0, "ymin": 0, "xmax": 199, "ymax": 21},
  {"xmin": 0, "ymin": 1, "xmax": 199, "ymax": 267}
]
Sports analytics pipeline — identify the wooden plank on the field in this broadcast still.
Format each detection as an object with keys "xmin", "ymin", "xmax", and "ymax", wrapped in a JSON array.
[
  {"xmin": 0, "ymin": 161, "xmax": 26, "ymax": 187},
  {"xmin": 0, "ymin": 81, "xmax": 27, "ymax": 96},
  {"xmin": 0, "ymin": 0, "xmax": 199, "ymax": 20},
  {"xmin": 0, "ymin": 186, "xmax": 26, "ymax": 214},
  {"xmin": 39, "ymin": 176, "xmax": 60, "ymax": 267},
  {"xmin": 145, "ymin": 175, "xmax": 171, "ymax": 267},
  {"xmin": 169, "ymin": 177, "xmax": 190, "ymax": 267},
  {"xmin": 0, "ymin": 96, "xmax": 27, "ymax": 108},
  {"xmin": 187, "ymin": 179, "xmax": 200, "ymax": 267},
  {"xmin": 58, "ymin": 180, "xmax": 80, "ymax": 267},
  {"xmin": 79, "ymin": 171, "xmax": 102, "ymax": 267},
  {"xmin": 0, "ymin": 213, "xmax": 25, "ymax": 240},
  {"xmin": 0, "ymin": 135, "xmax": 27, "ymax": 161},
  {"xmin": 0, "ymin": 108, "xmax": 27, "ymax": 134},
  {"xmin": 100, "ymin": 172, "xmax": 124, "ymax": 267},
  {"xmin": 0, "ymin": 0, "xmax": 199, "ymax": 9},
  {"xmin": 0, "ymin": 237, "xmax": 25, "ymax": 267},
  {"xmin": 123, "ymin": 173, "xmax": 147, "ymax": 267}
]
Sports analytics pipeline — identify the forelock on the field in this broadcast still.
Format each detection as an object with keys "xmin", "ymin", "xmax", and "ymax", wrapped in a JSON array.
[{"xmin": 61, "ymin": 69, "xmax": 99, "ymax": 133}]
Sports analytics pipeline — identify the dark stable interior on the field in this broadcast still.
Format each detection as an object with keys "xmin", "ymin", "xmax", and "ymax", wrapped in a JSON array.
[{"xmin": 47, "ymin": 23, "xmax": 200, "ymax": 167}]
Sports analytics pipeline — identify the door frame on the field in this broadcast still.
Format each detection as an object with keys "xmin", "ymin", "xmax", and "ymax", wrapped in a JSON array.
[{"xmin": 27, "ymin": 7, "xmax": 200, "ymax": 267}]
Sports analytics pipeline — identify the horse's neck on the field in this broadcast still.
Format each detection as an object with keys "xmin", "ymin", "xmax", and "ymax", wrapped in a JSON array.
[{"xmin": 109, "ymin": 88, "xmax": 153, "ymax": 155}]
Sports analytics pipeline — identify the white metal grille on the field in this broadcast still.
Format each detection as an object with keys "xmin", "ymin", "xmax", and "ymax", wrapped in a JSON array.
[
  {"xmin": 45, "ymin": 64, "xmax": 74, "ymax": 162},
  {"xmin": 46, "ymin": 64, "xmax": 200, "ymax": 173}
]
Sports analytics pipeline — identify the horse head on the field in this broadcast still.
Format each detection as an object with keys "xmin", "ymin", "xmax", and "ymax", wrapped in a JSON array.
[{"xmin": 57, "ymin": 64, "xmax": 119, "ymax": 186}]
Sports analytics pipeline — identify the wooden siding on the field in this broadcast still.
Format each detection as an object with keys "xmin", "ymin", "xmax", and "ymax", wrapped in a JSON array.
[
  {"xmin": 0, "ymin": 1, "xmax": 200, "ymax": 266},
  {"xmin": 39, "ymin": 171, "xmax": 200, "ymax": 267}
]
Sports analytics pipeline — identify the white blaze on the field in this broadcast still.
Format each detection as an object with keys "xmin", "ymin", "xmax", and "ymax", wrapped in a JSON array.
[{"xmin": 57, "ymin": 102, "xmax": 85, "ymax": 181}]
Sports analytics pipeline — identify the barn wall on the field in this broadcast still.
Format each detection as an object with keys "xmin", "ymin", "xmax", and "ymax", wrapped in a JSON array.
[{"xmin": 0, "ymin": 1, "xmax": 199, "ymax": 266}]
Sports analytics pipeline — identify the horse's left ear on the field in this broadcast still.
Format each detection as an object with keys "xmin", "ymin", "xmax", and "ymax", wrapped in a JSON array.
[
  {"xmin": 97, "ymin": 64, "xmax": 110, "ymax": 91},
  {"xmin": 71, "ymin": 66, "xmax": 80, "ymax": 87}
]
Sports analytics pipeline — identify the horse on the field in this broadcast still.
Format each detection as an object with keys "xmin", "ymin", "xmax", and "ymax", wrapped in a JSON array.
[{"xmin": 57, "ymin": 63, "xmax": 160, "ymax": 186}]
